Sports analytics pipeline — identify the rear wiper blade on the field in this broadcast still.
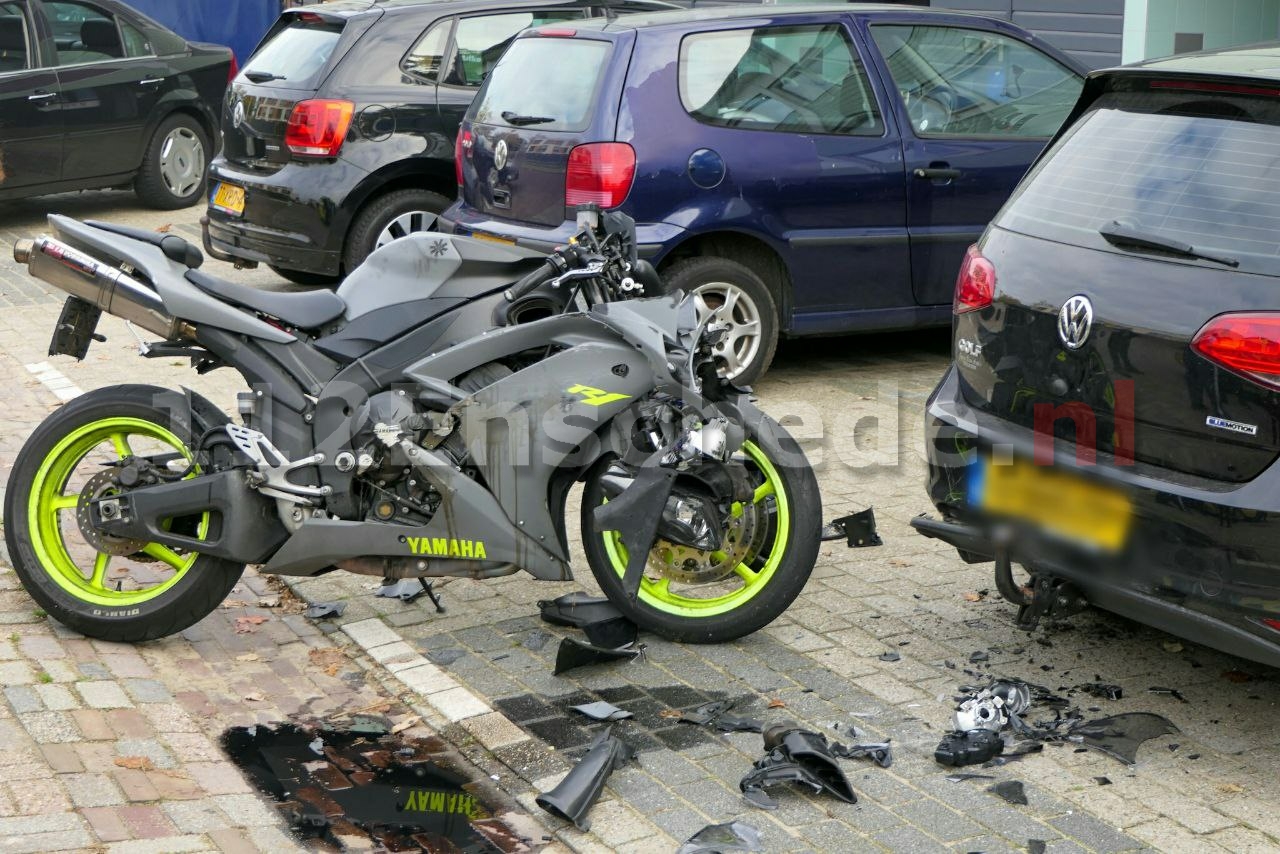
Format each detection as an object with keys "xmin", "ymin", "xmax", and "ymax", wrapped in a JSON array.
[
  {"xmin": 501, "ymin": 111, "xmax": 556, "ymax": 126},
  {"xmin": 244, "ymin": 70, "xmax": 286, "ymax": 83},
  {"xmin": 1098, "ymin": 220, "xmax": 1239, "ymax": 268}
]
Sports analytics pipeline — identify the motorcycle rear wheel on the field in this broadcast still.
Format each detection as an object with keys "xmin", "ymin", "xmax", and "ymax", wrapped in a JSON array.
[
  {"xmin": 4, "ymin": 385, "xmax": 244, "ymax": 642},
  {"xmin": 581, "ymin": 420, "xmax": 820, "ymax": 643}
]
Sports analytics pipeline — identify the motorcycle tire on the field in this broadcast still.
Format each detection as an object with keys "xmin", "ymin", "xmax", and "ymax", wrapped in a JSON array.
[
  {"xmin": 580, "ymin": 416, "xmax": 820, "ymax": 643},
  {"xmin": 4, "ymin": 385, "xmax": 244, "ymax": 642}
]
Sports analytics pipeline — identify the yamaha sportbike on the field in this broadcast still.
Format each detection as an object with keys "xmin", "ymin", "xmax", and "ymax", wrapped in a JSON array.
[{"xmin": 5, "ymin": 210, "xmax": 819, "ymax": 643}]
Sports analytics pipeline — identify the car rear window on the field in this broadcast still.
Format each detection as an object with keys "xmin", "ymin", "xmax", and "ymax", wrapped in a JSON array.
[
  {"xmin": 472, "ymin": 36, "xmax": 610, "ymax": 132},
  {"xmin": 242, "ymin": 14, "xmax": 345, "ymax": 89},
  {"xmin": 998, "ymin": 85, "xmax": 1280, "ymax": 275}
]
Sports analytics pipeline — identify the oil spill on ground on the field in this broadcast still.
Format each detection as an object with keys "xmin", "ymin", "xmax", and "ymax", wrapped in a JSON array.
[{"xmin": 221, "ymin": 723, "xmax": 533, "ymax": 852}]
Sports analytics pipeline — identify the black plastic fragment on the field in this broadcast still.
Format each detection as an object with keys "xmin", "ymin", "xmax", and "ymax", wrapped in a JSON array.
[
  {"xmin": 553, "ymin": 638, "xmax": 644, "ymax": 676},
  {"xmin": 536, "ymin": 728, "xmax": 635, "ymax": 831},
  {"xmin": 820, "ymin": 507, "xmax": 883, "ymax": 547},
  {"xmin": 988, "ymin": 780, "xmax": 1028, "ymax": 805},
  {"xmin": 376, "ymin": 578, "xmax": 427, "ymax": 603},
  {"xmin": 539, "ymin": 592, "xmax": 625, "ymax": 628},
  {"xmin": 831, "ymin": 741, "xmax": 893, "ymax": 768},
  {"xmin": 969, "ymin": 650, "xmax": 990, "ymax": 663},
  {"xmin": 1148, "ymin": 686, "xmax": 1188, "ymax": 704},
  {"xmin": 677, "ymin": 820, "xmax": 764, "ymax": 854},
  {"xmin": 304, "ymin": 601, "xmax": 346, "ymax": 619},
  {"xmin": 1072, "ymin": 712, "xmax": 1179, "ymax": 765},
  {"xmin": 1094, "ymin": 776, "xmax": 1112, "ymax": 786},
  {"xmin": 714, "ymin": 713, "xmax": 765, "ymax": 734},
  {"xmin": 740, "ymin": 724, "xmax": 857, "ymax": 809},
  {"xmin": 946, "ymin": 773, "xmax": 995, "ymax": 783},
  {"xmin": 1078, "ymin": 682, "xmax": 1123, "ymax": 701},
  {"xmin": 934, "ymin": 729, "xmax": 1004, "ymax": 767},
  {"xmin": 680, "ymin": 699, "xmax": 737, "ymax": 725},
  {"xmin": 1029, "ymin": 839, "xmax": 1047, "ymax": 854},
  {"xmin": 582, "ymin": 616, "xmax": 638, "ymax": 650}
]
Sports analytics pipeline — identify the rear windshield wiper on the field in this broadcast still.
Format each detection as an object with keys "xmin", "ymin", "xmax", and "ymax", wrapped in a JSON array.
[
  {"xmin": 501, "ymin": 111, "xmax": 556, "ymax": 126},
  {"xmin": 244, "ymin": 70, "xmax": 286, "ymax": 83},
  {"xmin": 1099, "ymin": 220, "xmax": 1239, "ymax": 268}
]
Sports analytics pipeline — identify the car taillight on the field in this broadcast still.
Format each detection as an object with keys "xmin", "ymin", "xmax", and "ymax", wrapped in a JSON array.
[
  {"xmin": 455, "ymin": 129, "xmax": 472, "ymax": 186},
  {"xmin": 954, "ymin": 244, "xmax": 995, "ymax": 314},
  {"xmin": 1191, "ymin": 312, "xmax": 1280, "ymax": 389},
  {"xmin": 285, "ymin": 99, "xmax": 354, "ymax": 158},
  {"xmin": 227, "ymin": 53, "xmax": 239, "ymax": 85},
  {"xmin": 565, "ymin": 143, "xmax": 636, "ymax": 209}
]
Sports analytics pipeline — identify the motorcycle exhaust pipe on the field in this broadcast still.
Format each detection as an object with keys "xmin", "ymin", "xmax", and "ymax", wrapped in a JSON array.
[{"xmin": 14, "ymin": 236, "xmax": 182, "ymax": 340}]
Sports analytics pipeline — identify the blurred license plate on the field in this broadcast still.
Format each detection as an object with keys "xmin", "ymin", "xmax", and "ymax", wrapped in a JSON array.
[
  {"xmin": 972, "ymin": 457, "xmax": 1132, "ymax": 551},
  {"xmin": 210, "ymin": 182, "xmax": 245, "ymax": 216},
  {"xmin": 467, "ymin": 229, "xmax": 516, "ymax": 246}
]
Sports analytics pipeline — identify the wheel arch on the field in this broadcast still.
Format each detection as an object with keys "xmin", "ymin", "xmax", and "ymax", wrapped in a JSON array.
[
  {"xmin": 338, "ymin": 161, "xmax": 457, "ymax": 271},
  {"xmin": 657, "ymin": 229, "xmax": 794, "ymax": 332}
]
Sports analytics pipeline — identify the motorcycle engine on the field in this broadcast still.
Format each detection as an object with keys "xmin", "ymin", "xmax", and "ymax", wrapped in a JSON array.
[{"xmin": 349, "ymin": 391, "xmax": 442, "ymax": 525}]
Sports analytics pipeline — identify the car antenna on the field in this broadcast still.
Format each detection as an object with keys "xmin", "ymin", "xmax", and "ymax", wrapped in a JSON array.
[{"xmin": 603, "ymin": 0, "xmax": 617, "ymax": 21}]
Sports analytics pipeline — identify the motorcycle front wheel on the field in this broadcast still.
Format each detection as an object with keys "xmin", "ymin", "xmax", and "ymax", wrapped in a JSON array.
[
  {"xmin": 4, "ymin": 385, "xmax": 244, "ymax": 642},
  {"xmin": 581, "ymin": 418, "xmax": 820, "ymax": 643}
]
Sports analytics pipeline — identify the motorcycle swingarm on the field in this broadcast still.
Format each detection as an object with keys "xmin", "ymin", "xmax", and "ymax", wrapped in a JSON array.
[{"xmin": 93, "ymin": 470, "xmax": 287, "ymax": 564}]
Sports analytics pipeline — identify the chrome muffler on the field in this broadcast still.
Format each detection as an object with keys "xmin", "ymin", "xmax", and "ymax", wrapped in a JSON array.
[{"xmin": 13, "ymin": 236, "xmax": 181, "ymax": 339}]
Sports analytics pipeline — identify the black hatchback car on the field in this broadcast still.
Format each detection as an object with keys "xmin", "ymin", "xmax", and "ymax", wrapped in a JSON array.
[
  {"xmin": 914, "ymin": 46, "xmax": 1280, "ymax": 670},
  {"xmin": 203, "ymin": 0, "xmax": 672, "ymax": 285},
  {"xmin": 0, "ymin": 0, "xmax": 233, "ymax": 208}
]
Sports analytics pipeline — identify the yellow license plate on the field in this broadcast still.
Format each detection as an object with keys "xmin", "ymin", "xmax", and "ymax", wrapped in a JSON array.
[
  {"xmin": 468, "ymin": 230, "xmax": 516, "ymax": 246},
  {"xmin": 975, "ymin": 457, "xmax": 1132, "ymax": 552},
  {"xmin": 210, "ymin": 182, "xmax": 245, "ymax": 216}
]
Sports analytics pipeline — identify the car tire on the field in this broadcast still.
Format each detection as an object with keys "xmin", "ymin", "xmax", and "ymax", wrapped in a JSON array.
[
  {"xmin": 134, "ymin": 113, "xmax": 210, "ymax": 210},
  {"xmin": 663, "ymin": 256, "xmax": 779, "ymax": 386},
  {"xmin": 268, "ymin": 265, "xmax": 342, "ymax": 287},
  {"xmin": 343, "ymin": 189, "xmax": 450, "ymax": 274}
]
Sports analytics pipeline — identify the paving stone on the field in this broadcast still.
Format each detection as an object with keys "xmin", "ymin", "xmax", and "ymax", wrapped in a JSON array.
[
  {"xmin": 1048, "ymin": 812, "xmax": 1145, "ymax": 852},
  {"xmin": 4, "ymin": 685, "xmax": 41, "ymax": 713},
  {"xmin": 19, "ymin": 710, "xmax": 80, "ymax": 744},
  {"xmin": 63, "ymin": 772, "xmax": 126, "ymax": 808},
  {"xmin": 33, "ymin": 683, "xmax": 77, "ymax": 711},
  {"xmin": 213, "ymin": 793, "xmax": 286, "ymax": 828},
  {"xmin": 114, "ymin": 738, "xmax": 177, "ymax": 770},
  {"xmin": 121, "ymin": 679, "xmax": 173, "ymax": 704},
  {"xmin": 162, "ymin": 800, "xmax": 230, "ymax": 834},
  {"xmin": 341, "ymin": 618, "xmax": 401, "ymax": 650},
  {"xmin": 75, "ymin": 681, "xmax": 133, "ymax": 709}
]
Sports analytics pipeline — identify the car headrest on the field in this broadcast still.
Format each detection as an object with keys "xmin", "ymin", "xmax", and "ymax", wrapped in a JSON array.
[
  {"xmin": 0, "ymin": 16, "xmax": 26, "ymax": 52},
  {"xmin": 80, "ymin": 19, "xmax": 121, "ymax": 55}
]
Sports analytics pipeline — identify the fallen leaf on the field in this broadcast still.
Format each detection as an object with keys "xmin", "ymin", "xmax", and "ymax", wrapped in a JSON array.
[
  {"xmin": 391, "ymin": 715, "xmax": 421, "ymax": 734},
  {"xmin": 308, "ymin": 647, "xmax": 348, "ymax": 677},
  {"xmin": 658, "ymin": 709, "xmax": 683, "ymax": 719},
  {"xmin": 233, "ymin": 615, "xmax": 269, "ymax": 633},
  {"xmin": 962, "ymin": 591, "xmax": 985, "ymax": 602},
  {"xmin": 114, "ymin": 756, "xmax": 155, "ymax": 771},
  {"xmin": 234, "ymin": 653, "xmax": 260, "ymax": 662},
  {"xmin": 154, "ymin": 223, "xmax": 171, "ymax": 233},
  {"xmin": 244, "ymin": 692, "xmax": 265, "ymax": 702},
  {"xmin": 1222, "ymin": 670, "xmax": 1254, "ymax": 684},
  {"xmin": 221, "ymin": 599, "xmax": 250, "ymax": 609},
  {"xmin": 767, "ymin": 698, "xmax": 786, "ymax": 709},
  {"xmin": 888, "ymin": 559, "xmax": 911, "ymax": 568},
  {"xmin": 1162, "ymin": 641, "xmax": 1184, "ymax": 654},
  {"xmin": 1217, "ymin": 783, "xmax": 1244, "ymax": 795}
]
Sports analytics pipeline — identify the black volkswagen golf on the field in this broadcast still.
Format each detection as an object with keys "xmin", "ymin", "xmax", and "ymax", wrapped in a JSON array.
[{"xmin": 914, "ymin": 45, "xmax": 1280, "ymax": 670}]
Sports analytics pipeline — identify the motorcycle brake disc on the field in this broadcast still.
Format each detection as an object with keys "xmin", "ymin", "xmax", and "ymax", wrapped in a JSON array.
[
  {"xmin": 646, "ymin": 497, "xmax": 768, "ymax": 584},
  {"xmin": 76, "ymin": 470, "xmax": 147, "ymax": 556}
]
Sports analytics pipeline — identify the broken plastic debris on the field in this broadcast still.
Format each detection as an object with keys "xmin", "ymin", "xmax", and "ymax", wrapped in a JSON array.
[
  {"xmin": 934, "ymin": 729, "xmax": 1004, "ymax": 767},
  {"xmin": 538, "ymin": 592, "xmax": 638, "ymax": 649},
  {"xmin": 1071, "ymin": 713, "xmax": 1179, "ymax": 765},
  {"xmin": 740, "ymin": 724, "xmax": 857, "ymax": 809},
  {"xmin": 946, "ymin": 773, "xmax": 995, "ymax": 783},
  {"xmin": 536, "ymin": 728, "xmax": 634, "ymax": 831},
  {"xmin": 878, "ymin": 651, "xmax": 901, "ymax": 663},
  {"xmin": 987, "ymin": 780, "xmax": 1028, "ymax": 805},
  {"xmin": 376, "ymin": 579, "xmax": 426, "ymax": 602},
  {"xmin": 830, "ymin": 741, "xmax": 893, "ymax": 768},
  {"xmin": 304, "ymin": 601, "xmax": 346, "ymax": 620},
  {"xmin": 677, "ymin": 820, "xmax": 764, "ymax": 854},
  {"xmin": 1148, "ymin": 686, "xmax": 1188, "ymax": 704},
  {"xmin": 1094, "ymin": 776, "xmax": 1112, "ymax": 786},
  {"xmin": 552, "ymin": 638, "xmax": 644, "ymax": 675},
  {"xmin": 969, "ymin": 650, "xmax": 990, "ymax": 663},
  {"xmin": 571, "ymin": 701, "xmax": 633, "ymax": 722},
  {"xmin": 819, "ymin": 507, "xmax": 882, "ymax": 547},
  {"xmin": 1029, "ymin": 839, "xmax": 1047, "ymax": 854},
  {"xmin": 1077, "ymin": 683, "xmax": 1123, "ymax": 701}
]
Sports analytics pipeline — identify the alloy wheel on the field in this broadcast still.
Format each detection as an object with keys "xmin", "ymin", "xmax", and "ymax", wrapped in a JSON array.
[
  {"xmin": 691, "ymin": 281, "xmax": 764, "ymax": 382},
  {"xmin": 374, "ymin": 211, "xmax": 438, "ymax": 251}
]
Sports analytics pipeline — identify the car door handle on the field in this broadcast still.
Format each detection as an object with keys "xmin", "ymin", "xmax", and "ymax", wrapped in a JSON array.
[
  {"xmin": 914, "ymin": 167, "xmax": 962, "ymax": 180},
  {"xmin": 139, "ymin": 78, "xmax": 165, "ymax": 86},
  {"xmin": 27, "ymin": 91, "xmax": 56, "ymax": 101}
]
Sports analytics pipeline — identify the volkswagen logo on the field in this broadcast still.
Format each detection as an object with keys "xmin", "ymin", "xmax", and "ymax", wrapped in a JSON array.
[
  {"xmin": 232, "ymin": 100, "xmax": 246, "ymax": 129},
  {"xmin": 1057, "ymin": 295, "xmax": 1094, "ymax": 350},
  {"xmin": 493, "ymin": 139, "xmax": 508, "ymax": 171}
]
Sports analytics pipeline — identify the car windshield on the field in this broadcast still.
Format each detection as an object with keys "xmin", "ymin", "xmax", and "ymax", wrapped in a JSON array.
[
  {"xmin": 998, "ymin": 85, "xmax": 1280, "ymax": 276},
  {"xmin": 473, "ymin": 37, "xmax": 610, "ymax": 132},
  {"xmin": 242, "ymin": 15, "xmax": 344, "ymax": 89}
]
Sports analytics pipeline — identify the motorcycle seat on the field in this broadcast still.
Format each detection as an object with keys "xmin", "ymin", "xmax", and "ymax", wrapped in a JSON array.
[{"xmin": 185, "ymin": 270, "xmax": 346, "ymax": 329}]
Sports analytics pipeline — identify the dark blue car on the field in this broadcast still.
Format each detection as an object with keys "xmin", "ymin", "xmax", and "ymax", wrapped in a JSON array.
[{"xmin": 442, "ymin": 4, "xmax": 1085, "ymax": 382}]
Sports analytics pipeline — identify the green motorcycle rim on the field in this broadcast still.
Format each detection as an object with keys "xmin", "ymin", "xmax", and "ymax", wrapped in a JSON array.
[
  {"xmin": 27, "ymin": 417, "xmax": 208, "ymax": 608},
  {"xmin": 601, "ymin": 440, "xmax": 790, "ymax": 617}
]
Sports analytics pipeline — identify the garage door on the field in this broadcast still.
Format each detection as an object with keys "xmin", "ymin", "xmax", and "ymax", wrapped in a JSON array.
[{"xmin": 931, "ymin": 0, "xmax": 1123, "ymax": 69}]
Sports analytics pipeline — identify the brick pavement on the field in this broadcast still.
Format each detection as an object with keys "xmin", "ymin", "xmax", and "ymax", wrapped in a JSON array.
[{"xmin": 0, "ymin": 194, "xmax": 1279, "ymax": 852}]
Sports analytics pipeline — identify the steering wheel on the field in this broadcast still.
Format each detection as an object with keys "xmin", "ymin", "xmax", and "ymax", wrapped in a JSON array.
[{"xmin": 906, "ymin": 85, "xmax": 955, "ymax": 134}]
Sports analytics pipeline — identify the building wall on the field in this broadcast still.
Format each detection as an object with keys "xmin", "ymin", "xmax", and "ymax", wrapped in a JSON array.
[
  {"xmin": 1137, "ymin": 0, "xmax": 1280, "ymax": 60},
  {"xmin": 929, "ymin": 0, "xmax": 1125, "ymax": 68}
]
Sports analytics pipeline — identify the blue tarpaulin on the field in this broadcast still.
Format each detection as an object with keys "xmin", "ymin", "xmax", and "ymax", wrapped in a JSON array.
[{"xmin": 122, "ymin": 0, "xmax": 281, "ymax": 63}]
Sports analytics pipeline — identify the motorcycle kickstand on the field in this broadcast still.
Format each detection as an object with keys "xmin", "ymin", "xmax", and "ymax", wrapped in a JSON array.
[{"xmin": 419, "ymin": 579, "xmax": 446, "ymax": 613}]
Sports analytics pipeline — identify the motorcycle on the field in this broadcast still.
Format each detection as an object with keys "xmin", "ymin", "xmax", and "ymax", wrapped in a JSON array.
[{"xmin": 4, "ymin": 208, "xmax": 820, "ymax": 644}]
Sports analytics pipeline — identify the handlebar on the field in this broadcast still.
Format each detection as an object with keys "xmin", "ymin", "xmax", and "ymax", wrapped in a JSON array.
[{"xmin": 504, "ymin": 260, "xmax": 558, "ymax": 303}]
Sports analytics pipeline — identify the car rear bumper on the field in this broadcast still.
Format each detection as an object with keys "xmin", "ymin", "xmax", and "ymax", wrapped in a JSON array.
[
  {"xmin": 440, "ymin": 202, "xmax": 681, "ymax": 261},
  {"xmin": 204, "ymin": 158, "xmax": 355, "ymax": 276},
  {"xmin": 921, "ymin": 364, "xmax": 1280, "ymax": 670}
]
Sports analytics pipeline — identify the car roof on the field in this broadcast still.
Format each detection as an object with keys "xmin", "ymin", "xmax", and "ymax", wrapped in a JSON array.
[
  {"xmin": 1097, "ymin": 41, "xmax": 1280, "ymax": 83},
  {"xmin": 300, "ymin": 0, "xmax": 674, "ymax": 16},
  {"xmin": 566, "ymin": 2, "xmax": 1006, "ymax": 32}
]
